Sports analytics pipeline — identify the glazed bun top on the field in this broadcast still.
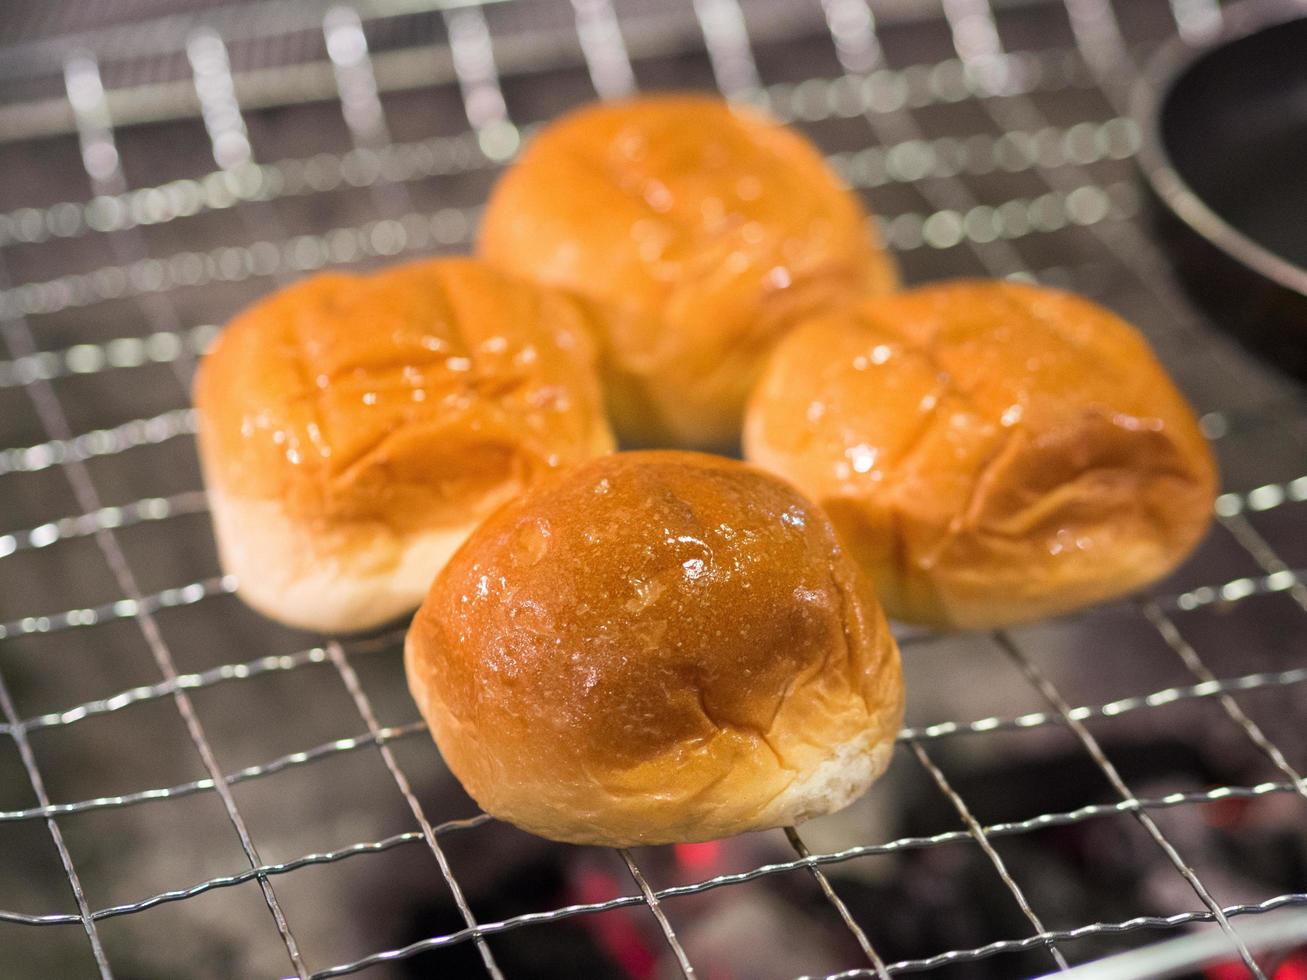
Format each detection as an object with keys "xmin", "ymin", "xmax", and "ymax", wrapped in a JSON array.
[
  {"xmin": 406, "ymin": 450, "xmax": 903, "ymax": 845},
  {"xmin": 195, "ymin": 258, "xmax": 613, "ymax": 533},
  {"xmin": 744, "ymin": 280, "xmax": 1218, "ymax": 628},
  {"xmin": 479, "ymin": 94, "xmax": 897, "ymax": 449}
]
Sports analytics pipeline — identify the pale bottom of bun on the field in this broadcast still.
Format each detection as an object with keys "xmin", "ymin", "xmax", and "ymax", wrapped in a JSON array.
[
  {"xmin": 209, "ymin": 487, "xmax": 505, "ymax": 633},
  {"xmin": 751, "ymin": 728, "xmax": 896, "ymax": 831}
]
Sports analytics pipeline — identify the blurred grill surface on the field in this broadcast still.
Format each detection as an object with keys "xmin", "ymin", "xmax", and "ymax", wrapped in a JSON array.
[{"xmin": 1, "ymin": 1, "xmax": 1306, "ymax": 978}]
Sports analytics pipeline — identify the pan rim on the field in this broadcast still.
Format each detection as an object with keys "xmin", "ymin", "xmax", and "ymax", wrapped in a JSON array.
[{"xmin": 1132, "ymin": 0, "xmax": 1307, "ymax": 299}]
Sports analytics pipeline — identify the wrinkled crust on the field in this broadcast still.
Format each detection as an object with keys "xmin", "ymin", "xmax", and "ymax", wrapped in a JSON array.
[
  {"xmin": 405, "ymin": 626, "xmax": 901, "ymax": 846},
  {"xmin": 194, "ymin": 258, "xmax": 614, "ymax": 633},
  {"xmin": 743, "ymin": 280, "xmax": 1219, "ymax": 629},
  {"xmin": 820, "ymin": 484, "xmax": 1209, "ymax": 630},
  {"xmin": 193, "ymin": 258, "xmax": 614, "ymax": 533},
  {"xmin": 210, "ymin": 485, "xmax": 508, "ymax": 633},
  {"xmin": 479, "ymin": 95, "xmax": 897, "ymax": 449},
  {"xmin": 404, "ymin": 451, "xmax": 905, "ymax": 846},
  {"xmin": 755, "ymin": 411, "xmax": 1216, "ymax": 628}
]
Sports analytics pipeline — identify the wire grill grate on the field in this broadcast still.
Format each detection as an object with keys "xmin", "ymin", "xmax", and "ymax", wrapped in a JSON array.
[{"xmin": 1, "ymin": 0, "xmax": 1305, "ymax": 978}]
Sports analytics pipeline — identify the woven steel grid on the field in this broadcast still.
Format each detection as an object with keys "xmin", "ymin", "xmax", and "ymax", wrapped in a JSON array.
[{"xmin": 0, "ymin": 0, "xmax": 1305, "ymax": 977}]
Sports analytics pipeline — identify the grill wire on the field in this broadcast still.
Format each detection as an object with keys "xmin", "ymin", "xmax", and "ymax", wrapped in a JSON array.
[{"xmin": 1, "ymin": 0, "xmax": 1306, "ymax": 977}]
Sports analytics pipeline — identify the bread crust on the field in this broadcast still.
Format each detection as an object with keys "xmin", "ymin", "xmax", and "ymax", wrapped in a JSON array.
[
  {"xmin": 479, "ymin": 95, "xmax": 898, "ymax": 449},
  {"xmin": 405, "ymin": 451, "xmax": 904, "ymax": 845},
  {"xmin": 195, "ymin": 258, "xmax": 614, "ymax": 631},
  {"xmin": 744, "ymin": 281, "xmax": 1218, "ymax": 628}
]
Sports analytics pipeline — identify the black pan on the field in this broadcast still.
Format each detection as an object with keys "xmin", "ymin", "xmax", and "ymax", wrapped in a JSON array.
[{"xmin": 1135, "ymin": 0, "xmax": 1307, "ymax": 379}]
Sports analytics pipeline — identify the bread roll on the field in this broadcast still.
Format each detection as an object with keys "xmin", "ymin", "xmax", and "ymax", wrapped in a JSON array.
[
  {"xmin": 479, "ymin": 95, "xmax": 897, "ymax": 450},
  {"xmin": 194, "ymin": 258, "xmax": 614, "ymax": 633},
  {"xmin": 744, "ymin": 281, "xmax": 1218, "ymax": 629},
  {"xmin": 405, "ymin": 451, "xmax": 904, "ymax": 846}
]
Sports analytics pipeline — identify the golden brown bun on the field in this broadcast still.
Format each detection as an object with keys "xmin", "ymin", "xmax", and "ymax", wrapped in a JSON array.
[
  {"xmin": 194, "ymin": 258, "xmax": 614, "ymax": 632},
  {"xmin": 744, "ymin": 281, "xmax": 1218, "ymax": 629},
  {"xmin": 406, "ymin": 451, "xmax": 904, "ymax": 845},
  {"xmin": 478, "ymin": 95, "xmax": 897, "ymax": 450}
]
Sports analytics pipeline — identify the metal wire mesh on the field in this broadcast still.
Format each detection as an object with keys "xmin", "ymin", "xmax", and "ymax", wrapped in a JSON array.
[{"xmin": 1, "ymin": 0, "xmax": 1305, "ymax": 977}]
